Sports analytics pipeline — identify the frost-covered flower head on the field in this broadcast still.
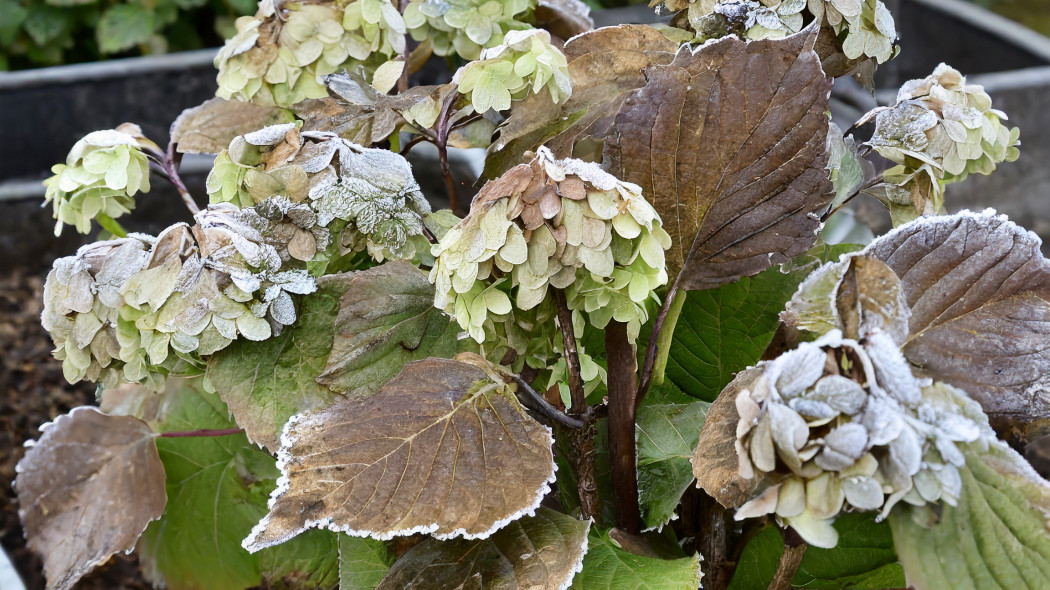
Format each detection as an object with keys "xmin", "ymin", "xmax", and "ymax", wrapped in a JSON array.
[
  {"xmin": 43, "ymin": 123, "xmax": 156, "ymax": 236},
  {"xmin": 687, "ymin": 0, "xmax": 806, "ymax": 41},
  {"xmin": 215, "ymin": 0, "xmax": 390, "ymax": 106},
  {"xmin": 402, "ymin": 0, "xmax": 534, "ymax": 61},
  {"xmin": 732, "ymin": 329, "xmax": 991, "ymax": 548},
  {"xmin": 453, "ymin": 29, "xmax": 572, "ymax": 113},
  {"xmin": 869, "ymin": 63, "xmax": 1020, "ymax": 215},
  {"xmin": 430, "ymin": 147, "xmax": 671, "ymax": 344}
]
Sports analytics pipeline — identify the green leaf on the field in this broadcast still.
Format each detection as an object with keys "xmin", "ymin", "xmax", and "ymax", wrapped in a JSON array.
[
  {"xmin": 23, "ymin": 6, "xmax": 70, "ymax": 46},
  {"xmin": 316, "ymin": 261, "xmax": 458, "ymax": 397},
  {"xmin": 0, "ymin": 0, "xmax": 28, "ymax": 46},
  {"xmin": 97, "ymin": 4, "xmax": 155, "ymax": 54},
  {"xmin": 136, "ymin": 379, "xmax": 341, "ymax": 590},
  {"xmin": 339, "ymin": 536, "xmax": 393, "ymax": 590},
  {"xmin": 377, "ymin": 508, "xmax": 590, "ymax": 589},
  {"xmin": 727, "ymin": 526, "xmax": 783, "ymax": 590},
  {"xmin": 890, "ymin": 445, "xmax": 1050, "ymax": 590},
  {"xmin": 570, "ymin": 528, "xmax": 702, "ymax": 589},
  {"xmin": 207, "ymin": 274, "xmax": 351, "ymax": 451},
  {"xmin": 665, "ymin": 265, "xmax": 809, "ymax": 402},
  {"xmin": 794, "ymin": 514, "xmax": 904, "ymax": 589},
  {"xmin": 636, "ymin": 384, "xmax": 710, "ymax": 530}
]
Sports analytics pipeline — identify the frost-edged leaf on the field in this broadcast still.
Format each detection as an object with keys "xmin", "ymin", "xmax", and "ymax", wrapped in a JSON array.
[
  {"xmin": 569, "ymin": 528, "xmax": 702, "ymax": 589},
  {"xmin": 171, "ymin": 98, "xmax": 289, "ymax": 155},
  {"xmin": 862, "ymin": 211, "xmax": 1050, "ymax": 442},
  {"xmin": 666, "ymin": 260, "xmax": 814, "ymax": 401},
  {"xmin": 244, "ymin": 356, "xmax": 557, "ymax": 550},
  {"xmin": 377, "ymin": 508, "xmax": 589, "ymax": 589},
  {"xmin": 339, "ymin": 536, "xmax": 393, "ymax": 590},
  {"xmin": 136, "ymin": 379, "xmax": 339, "ymax": 590},
  {"xmin": 834, "ymin": 255, "xmax": 910, "ymax": 343},
  {"xmin": 316, "ymin": 261, "xmax": 458, "ymax": 397},
  {"xmin": 490, "ymin": 25, "xmax": 833, "ymax": 289},
  {"xmin": 889, "ymin": 444, "xmax": 1050, "ymax": 590},
  {"xmin": 15, "ymin": 407, "xmax": 166, "ymax": 590},
  {"xmin": 207, "ymin": 273, "xmax": 352, "ymax": 451},
  {"xmin": 692, "ymin": 367, "xmax": 767, "ymax": 508},
  {"xmin": 636, "ymin": 387, "xmax": 710, "ymax": 530},
  {"xmin": 96, "ymin": 4, "xmax": 154, "ymax": 54}
]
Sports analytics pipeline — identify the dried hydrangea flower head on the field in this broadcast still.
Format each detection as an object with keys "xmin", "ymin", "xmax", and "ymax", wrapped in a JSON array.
[
  {"xmin": 453, "ymin": 29, "xmax": 572, "ymax": 113},
  {"xmin": 732, "ymin": 329, "xmax": 990, "ymax": 548},
  {"xmin": 402, "ymin": 0, "xmax": 534, "ymax": 61},
  {"xmin": 868, "ymin": 63, "xmax": 1020, "ymax": 219},
  {"xmin": 208, "ymin": 124, "xmax": 431, "ymax": 263},
  {"xmin": 42, "ymin": 200, "xmax": 321, "ymax": 390},
  {"xmin": 430, "ymin": 147, "xmax": 671, "ymax": 347},
  {"xmin": 686, "ymin": 0, "xmax": 806, "ymax": 42},
  {"xmin": 43, "ymin": 123, "xmax": 156, "ymax": 236},
  {"xmin": 215, "ymin": 0, "xmax": 390, "ymax": 107}
]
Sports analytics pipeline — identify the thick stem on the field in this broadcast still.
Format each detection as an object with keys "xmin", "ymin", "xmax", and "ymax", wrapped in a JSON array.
[
  {"xmin": 636, "ymin": 277, "xmax": 682, "ymax": 409},
  {"xmin": 698, "ymin": 493, "xmax": 733, "ymax": 590},
  {"xmin": 553, "ymin": 289, "xmax": 598, "ymax": 519},
  {"xmin": 768, "ymin": 529, "xmax": 807, "ymax": 590},
  {"xmin": 154, "ymin": 132, "xmax": 201, "ymax": 215},
  {"xmin": 435, "ymin": 91, "xmax": 460, "ymax": 213},
  {"xmin": 605, "ymin": 320, "xmax": 641, "ymax": 534},
  {"xmin": 509, "ymin": 374, "xmax": 584, "ymax": 430},
  {"xmin": 158, "ymin": 428, "xmax": 244, "ymax": 438}
]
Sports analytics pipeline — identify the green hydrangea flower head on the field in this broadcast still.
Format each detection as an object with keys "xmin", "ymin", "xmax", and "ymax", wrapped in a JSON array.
[
  {"xmin": 402, "ymin": 0, "xmax": 534, "ymax": 61},
  {"xmin": 430, "ymin": 147, "xmax": 671, "ymax": 346},
  {"xmin": 342, "ymin": 0, "xmax": 407, "ymax": 61},
  {"xmin": 732, "ymin": 329, "xmax": 993, "ymax": 548},
  {"xmin": 215, "ymin": 0, "xmax": 378, "ymax": 107},
  {"xmin": 868, "ymin": 63, "xmax": 1020, "ymax": 218},
  {"xmin": 43, "ymin": 123, "xmax": 155, "ymax": 236},
  {"xmin": 454, "ymin": 28, "xmax": 572, "ymax": 113}
]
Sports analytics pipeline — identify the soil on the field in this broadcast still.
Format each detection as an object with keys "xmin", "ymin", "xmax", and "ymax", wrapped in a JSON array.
[{"xmin": 0, "ymin": 270, "xmax": 152, "ymax": 590}]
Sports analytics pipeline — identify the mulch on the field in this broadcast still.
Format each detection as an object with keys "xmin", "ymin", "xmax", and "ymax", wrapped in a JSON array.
[{"xmin": 0, "ymin": 270, "xmax": 152, "ymax": 590}]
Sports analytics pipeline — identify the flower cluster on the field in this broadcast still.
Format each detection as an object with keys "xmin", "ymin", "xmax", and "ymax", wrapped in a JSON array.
[
  {"xmin": 216, "ymin": 0, "xmax": 401, "ymax": 107},
  {"xmin": 869, "ymin": 63, "xmax": 1020, "ymax": 217},
  {"xmin": 207, "ymin": 124, "xmax": 432, "ymax": 263},
  {"xmin": 809, "ymin": 0, "xmax": 897, "ymax": 63},
  {"xmin": 453, "ymin": 29, "xmax": 572, "ymax": 113},
  {"xmin": 733, "ymin": 329, "xmax": 990, "ymax": 548},
  {"xmin": 42, "ymin": 201, "xmax": 319, "ymax": 390},
  {"xmin": 402, "ymin": 0, "xmax": 534, "ymax": 60},
  {"xmin": 43, "ymin": 124, "xmax": 156, "ymax": 236},
  {"xmin": 687, "ymin": 0, "xmax": 806, "ymax": 42},
  {"xmin": 430, "ymin": 147, "xmax": 671, "ymax": 351}
]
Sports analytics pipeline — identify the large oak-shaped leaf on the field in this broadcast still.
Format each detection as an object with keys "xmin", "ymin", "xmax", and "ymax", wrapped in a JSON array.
[
  {"xmin": 316, "ymin": 261, "xmax": 458, "ymax": 397},
  {"xmin": 171, "ymin": 97, "xmax": 289, "ymax": 154},
  {"xmin": 489, "ymin": 25, "xmax": 833, "ymax": 288},
  {"xmin": 376, "ymin": 507, "xmax": 590, "ymax": 589},
  {"xmin": 243, "ymin": 356, "xmax": 557, "ymax": 551},
  {"xmin": 207, "ymin": 273, "xmax": 353, "ymax": 450},
  {"xmin": 861, "ymin": 211, "xmax": 1050, "ymax": 441},
  {"xmin": 16, "ymin": 407, "xmax": 167, "ymax": 590}
]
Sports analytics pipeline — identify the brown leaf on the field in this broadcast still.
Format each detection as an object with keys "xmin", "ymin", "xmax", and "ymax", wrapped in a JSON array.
[
  {"xmin": 376, "ymin": 507, "xmax": 589, "ymax": 589},
  {"xmin": 16, "ymin": 407, "xmax": 167, "ymax": 590},
  {"xmin": 834, "ymin": 255, "xmax": 910, "ymax": 344},
  {"xmin": 243, "ymin": 356, "xmax": 556, "ymax": 550},
  {"xmin": 296, "ymin": 97, "xmax": 375, "ymax": 146},
  {"xmin": 490, "ymin": 25, "xmax": 833, "ymax": 290},
  {"xmin": 692, "ymin": 367, "xmax": 765, "ymax": 508},
  {"xmin": 862, "ymin": 211, "xmax": 1050, "ymax": 443},
  {"xmin": 171, "ymin": 98, "xmax": 286, "ymax": 154}
]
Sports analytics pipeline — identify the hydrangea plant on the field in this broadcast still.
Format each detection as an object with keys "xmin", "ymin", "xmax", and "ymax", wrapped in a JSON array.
[{"xmin": 17, "ymin": 2, "xmax": 1050, "ymax": 590}]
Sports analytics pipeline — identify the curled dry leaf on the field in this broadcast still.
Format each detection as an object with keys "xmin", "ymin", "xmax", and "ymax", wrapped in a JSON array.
[
  {"xmin": 15, "ymin": 407, "xmax": 167, "ymax": 590},
  {"xmin": 243, "ymin": 355, "xmax": 557, "ymax": 551},
  {"xmin": 691, "ymin": 367, "xmax": 767, "ymax": 508},
  {"xmin": 534, "ymin": 0, "xmax": 594, "ymax": 41},
  {"xmin": 489, "ymin": 24, "xmax": 833, "ymax": 289},
  {"xmin": 376, "ymin": 507, "xmax": 590, "ymax": 589},
  {"xmin": 171, "ymin": 97, "xmax": 288, "ymax": 154}
]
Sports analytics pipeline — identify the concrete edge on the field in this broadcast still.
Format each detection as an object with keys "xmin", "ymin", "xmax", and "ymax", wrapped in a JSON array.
[
  {"xmin": 0, "ymin": 49, "xmax": 219, "ymax": 91},
  {"xmin": 911, "ymin": 0, "xmax": 1050, "ymax": 62}
]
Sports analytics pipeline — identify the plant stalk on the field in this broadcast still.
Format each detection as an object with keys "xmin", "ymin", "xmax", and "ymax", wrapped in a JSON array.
[
  {"xmin": 553, "ymin": 289, "xmax": 599, "ymax": 520},
  {"xmin": 163, "ymin": 132, "xmax": 201, "ymax": 216},
  {"xmin": 768, "ymin": 529, "xmax": 807, "ymax": 590},
  {"xmin": 435, "ymin": 90, "xmax": 460, "ymax": 213},
  {"xmin": 509, "ymin": 374, "xmax": 584, "ymax": 430},
  {"xmin": 636, "ymin": 276, "xmax": 683, "ymax": 409},
  {"xmin": 605, "ymin": 320, "xmax": 641, "ymax": 534}
]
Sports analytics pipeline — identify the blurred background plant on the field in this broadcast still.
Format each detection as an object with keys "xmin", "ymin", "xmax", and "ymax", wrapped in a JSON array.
[{"xmin": 0, "ymin": 0, "xmax": 256, "ymax": 70}]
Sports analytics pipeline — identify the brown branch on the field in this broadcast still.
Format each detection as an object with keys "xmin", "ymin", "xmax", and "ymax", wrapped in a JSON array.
[
  {"xmin": 158, "ymin": 428, "xmax": 244, "ymax": 438},
  {"xmin": 636, "ymin": 277, "xmax": 682, "ymax": 409},
  {"xmin": 553, "ymin": 290, "xmax": 586, "ymax": 414},
  {"xmin": 769, "ymin": 529, "xmax": 807, "ymax": 590},
  {"xmin": 435, "ymin": 90, "xmax": 461, "ymax": 213},
  {"xmin": 509, "ymin": 374, "xmax": 584, "ymax": 430},
  {"xmin": 163, "ymin": 130, "xmax": 201, "ymax": 216},
  {"xmin": 698, "ymin": 493, "xmax": 733, "ymax": 590},
  {"xmin": 606, "ymin": 320, "xmax": 641, "ymax": 534}
]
